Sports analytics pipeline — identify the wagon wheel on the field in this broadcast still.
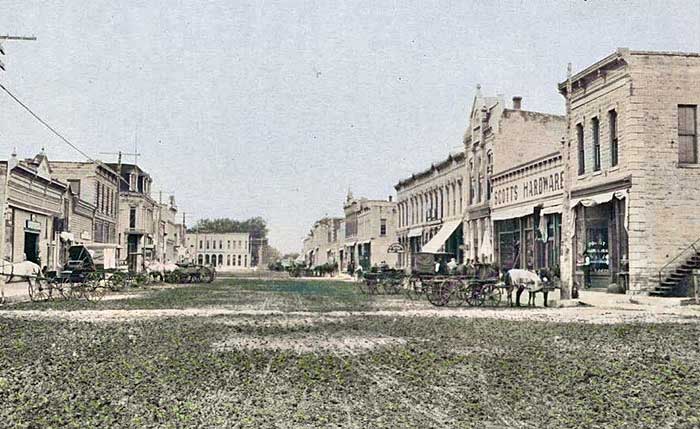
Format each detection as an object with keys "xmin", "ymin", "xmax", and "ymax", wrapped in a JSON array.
[
  {"xmin": 403, "ymin": 277, "xmax": 417, "ymax": 300},
  {"xmin": 109, "ymin": 272, "xmax": 127, "ymax": 291},
  {"xmin": 446, "ymin": 279, "xmax": 466, "ymax": 307},
  {"xmin": 426, "ymin": 279, "xmax": 449, "ymax": 307},
  {"xmin": 483, "ymin": 284, "xmax": 503, "ymax": 307},
  {"xmin": 205, "ymin": 268, "xmax": 216, "ymax": 283},
  {"xmin": 464, "ymin": 282, "xmax": 486, "ymax": 307},
  {"xmin": 83, "ymin": 272, "xmax": 107, "ymax": 302},
  {"xmin": 358, "ymin": 280, "xmax": 369, "ymax": 295},
  {"xmin": 28, "ymin": 276, "xmax": 49, "ymax": 302}
]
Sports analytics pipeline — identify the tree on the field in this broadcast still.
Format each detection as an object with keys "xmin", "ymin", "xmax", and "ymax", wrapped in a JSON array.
[{"xmin": 188, "ymin": 217, "xmax": 268, "ymax": 239}]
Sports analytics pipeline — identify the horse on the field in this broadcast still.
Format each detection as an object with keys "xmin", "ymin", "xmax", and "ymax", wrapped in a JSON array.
[
  {"xmin": 504, "ymin": 268, "xmax": 548, "ymax": 307},
  {"xmin": 0, "ymin": 260, "xmax": 42, "ymax": 301}
]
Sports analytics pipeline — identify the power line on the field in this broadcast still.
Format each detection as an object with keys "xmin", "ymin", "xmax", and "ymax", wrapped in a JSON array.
[{"xmin": 0, "ymin": 82, "xmax": 94, "ymax": 162}]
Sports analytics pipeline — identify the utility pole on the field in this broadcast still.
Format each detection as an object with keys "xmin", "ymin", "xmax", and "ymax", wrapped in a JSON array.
[{"xmin": 0, "ymin": 34, "xmax": 36, "ymax": 303}]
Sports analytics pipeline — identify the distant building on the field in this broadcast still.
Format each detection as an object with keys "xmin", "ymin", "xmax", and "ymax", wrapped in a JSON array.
[
  {"xmin": 301, "ymin": 217, "xmax": 343, "ymax": 268},
  {"xmin": 158, "ymin": 196, "xmax": 183, "ymax": 263},
  {"xmin": 343, "ymin": 193, "xmax": 398, "ymax": 270},
  {"xmin": 395, "ymin": 151, "xmax": 465, "ymax": 267},
  {"xmin": 185, "ymin": 232, "xmax": 251, "ymax": 271}
]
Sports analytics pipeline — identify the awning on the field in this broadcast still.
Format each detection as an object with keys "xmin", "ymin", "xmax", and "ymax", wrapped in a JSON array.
[
  {"xmin": 345, "ymin": 241, "xmax": 356, "ymax": 247},
  {"xmin": 541, "ymin": 203, "xmax": 563, "ymax": 215},
  {"xmin": 420, "ymin": 220, "xmax": 462, "ymax": 254},
  {"xmin": 491, "ymin": 204, "xmax": 535, "ymax": 221},
  {"xmin": 479, "ymin": 224, "xmax": 493, "ymax": 258},
  {"xmin": 570, "ymin": 189, "xmax": 629, "ymax": 231},
  {"xmin": 357, "ymin": 240, "xmax": 371, "ymax": 245},
  {"xmin": 407, "ymin": 227, "xmax": 423, "ymax": 238}
]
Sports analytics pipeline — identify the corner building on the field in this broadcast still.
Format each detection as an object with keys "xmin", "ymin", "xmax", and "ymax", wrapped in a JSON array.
[{"xmin": 559, "ymin": 49, "xmax": 700, "ymax": 296}]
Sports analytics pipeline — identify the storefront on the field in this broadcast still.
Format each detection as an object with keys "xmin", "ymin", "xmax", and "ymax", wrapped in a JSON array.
[
  {"xmin": 491, "ymin": 152, "xmax": 564, "ymax": 273},
  {"xmin": 420, "ymin": 219, "xmax": 463, "ymax": 260},
  {"xmin": 569, "ymin": 186, "xmax": 629, "ymax": 290}
]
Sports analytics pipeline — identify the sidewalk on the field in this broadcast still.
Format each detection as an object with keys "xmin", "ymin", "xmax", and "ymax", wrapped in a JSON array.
[{"xmin": 573, "ymin": 290, "xmax": 686, "ymax": 309}]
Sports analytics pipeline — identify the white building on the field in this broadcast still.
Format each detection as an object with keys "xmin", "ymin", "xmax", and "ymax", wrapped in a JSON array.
[{"xmin": 185, "ymin": 232, "xmax": 252, "ymax": 271}]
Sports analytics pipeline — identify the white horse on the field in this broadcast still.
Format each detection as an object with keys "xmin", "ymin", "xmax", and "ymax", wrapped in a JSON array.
[
  {"xmin": 145, "ymin": 260, "xmax": 179, "ymax": 282},
  {"xmin": 0, "ymin": 260, "xmax": 41, "ymax": 301},
  {"xmin": 504, "ymin": 269, "xmax": 545, "ymax": 307}
]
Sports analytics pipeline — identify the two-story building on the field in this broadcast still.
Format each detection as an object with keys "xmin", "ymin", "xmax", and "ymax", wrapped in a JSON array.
[
  {"xmin": 50, "ymin": 160, "xmax": 120, "ymax": 246},
  {"xmin": 395, "ymin": 151, "xmax": 465, "ymax": 267},
  {"xmin": 559, "ymin": 49, "xmax": 700, "ymax": 297},
  {"xmin": 343, "ymin": 194, "xmax": 398, "ymax": 270},
  {"xmin": 185, "ymin": 232, "xmax": 251, "ymax": 271},
  {"xmin": 301, "ymin": 217, "xmax": 343, "ymax": 268}
]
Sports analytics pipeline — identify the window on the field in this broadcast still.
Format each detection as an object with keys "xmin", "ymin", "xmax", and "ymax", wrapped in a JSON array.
[
  {"xmin": 227, "ymin": 255, "xmax": 231, "ymax": 266},
  {"xmin": 679, "ymin": 105, "xmax": 698, "ymax": 164},
  {"xmin": 218, "ymin": 254, "xmax": 223, "ymax": 265},
  {"xmin": 228, "ymin": 240, "xmax": 231, "ymax": 249},
  {"xmin": 469, "ymin": 161, "xmax": 475, "ymax": 205},
  {"xmin": 609, "ymin": 110, "xmax": 618, "ymax": 167},
  {"xmin": 68, "ymin": 179, "xmax": 81, "ymax": 195},
  {"xmin": 198, "ymin": 255, "xmax": 203, "ymax": 264},
  {"xmin": 244, "ymin": 255, "xmax": 247, "ymax": 267},
  {"xmin": 238, "ymin": 255, "xmax": 242, "ymax": 266},
  {"xmin": 380, "ymin": 218, "xmax": 387, "ymax": 236},
  {"xmin": 219, "ymin": 240, "xmax": 223, "ymax": 249},
  {"xmin": 129, "ymin": 207, "xmax": 136, "ymax": 228},
  {"xmin": 458, "ymin": 181, "xmax": 463, "ymax": 213},
  {"xmin": 205, "ymin": 254, "xmax": 210, "ymax": 264},
  {"xmin": 577, "ymin": 123, "xmax": 585, "ymax": 175},
  {"xmin": 592, "ymin": 117, "xmax": 600, "ymax": 171},
  {"xmin": 206, "ymin": 240, "xmax": 210, "ymax": 249},
  {"xmin": 199, "ymin": 240, "xmax": 203, "ymax": 249}
]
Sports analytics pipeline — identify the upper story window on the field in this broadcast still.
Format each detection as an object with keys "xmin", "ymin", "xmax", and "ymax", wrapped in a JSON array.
[
  {"xmin": 592, "ymin": 117, "xmax": 601, "ymax": 172},
  {"xmin": 129, "ymin": 207, "xmax": 136, "ymax": 228},
  {"xmin": 68, "ymin": 179, "xmax": 81, "ymax": 196},
  {"xmin": 380, "ymin": 218, "xmax": 387, "ymax": 236},
  {"xmin": 609, "ymin": 110, "xmax": 619, "ymax": 167},
  {"xmin": 576, "ymin": 123, "xmax": 585, "ymax": 175},
  {"xmin": 219, "ymin": 240, "xmax": 223, "ymax": 249},
  {"xmin": 468, "ymin": 161, "xmax": 475, "ymax": 205},
  {"xmin": 206, "ymin": 240, "xmax": 210, "ymax": 249},
  {"xmin": 679, "ymin": 105, "xmax": 698, "ymax": 164},
  {"xmin": 228, "ymin": 240, "xmax": 231, "ymax": 249},
  {"xmin": 199, "ymin": 240, "xmax": 203, "ymax": 249}
]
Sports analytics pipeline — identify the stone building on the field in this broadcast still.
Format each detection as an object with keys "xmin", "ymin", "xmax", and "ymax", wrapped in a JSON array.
[
  {"xmin": 343, "ymin": 194, "xmax": 398, "ymax": 270},
  {"xmin": 558, "ymin": 49, "xmax": 700, "ymax": 296},
  {"xmin": 463, "ymin": 88, "xmax": 566, "ymax": 264},
  {"xmin": 185, "ymin": 232, "xmax": 251, "ymax": 271},
  {"xmin": 107, "ymin": 163, "xmax": 158, "ymax": 272},
  {"xmin": 158, "ymin": 196, "xmax": 183, "ymax": 263},
  {"xmin": 50, "ymin": 160, "xmax": 120, "ymax": 245},
  {"xmin": 302, "ymin": 217, "xmax": 344, "ymax": 268},
  {"xmin": 395, "ymin": 151, "xmax": 465, "ymax": 267}
]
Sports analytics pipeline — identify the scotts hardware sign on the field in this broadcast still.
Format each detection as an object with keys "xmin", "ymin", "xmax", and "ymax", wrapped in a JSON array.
[{"xmin": 493, "ymin": 170, "xmax": 565, "ymax": 207}]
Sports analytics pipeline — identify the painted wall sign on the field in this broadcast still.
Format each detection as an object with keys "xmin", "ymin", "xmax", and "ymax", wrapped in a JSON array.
[{"xmin": 493, "ymin": 170, "xmax": 564, "ymax": 208}]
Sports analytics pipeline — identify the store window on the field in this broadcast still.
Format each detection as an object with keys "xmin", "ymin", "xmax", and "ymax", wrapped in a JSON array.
[
  {"xmin": 523, "ymin": 216, "xmax": 535, "ymax": 269},
  {"xmin": 496, "ymin": 219, "xmax": 521, "ymax": 270}
]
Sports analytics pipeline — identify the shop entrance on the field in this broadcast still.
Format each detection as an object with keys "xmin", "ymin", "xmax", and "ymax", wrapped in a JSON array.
[{"xmin": 24, "ymin": 232, "xmax": 40, "ymax": 264}]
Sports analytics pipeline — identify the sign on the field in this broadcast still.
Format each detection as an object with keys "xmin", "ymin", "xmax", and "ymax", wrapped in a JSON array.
[
  {"xmin": 493, "ymin": 169, "xmax": 565, "ymax": 208},
  {"xmin": 80, "ymin": 231, "xmax": 91, "ymax": 240},
  {"xmin": 25, "ymin": 219, "xmax": 41, "ymax": 231},
  {"xmin": 387, "ymin": 243, "xmax": 405, "ymax": 253}
]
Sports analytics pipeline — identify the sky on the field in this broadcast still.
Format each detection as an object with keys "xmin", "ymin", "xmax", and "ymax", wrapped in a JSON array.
[{"xmin": 1, "ymin": 1, "xmax": 699, "ymax": 253}]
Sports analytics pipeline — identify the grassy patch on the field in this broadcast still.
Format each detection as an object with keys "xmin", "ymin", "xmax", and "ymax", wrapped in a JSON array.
[{"xmin": 1, "ymin": 279, "xmax": 700, "ymax": 427}]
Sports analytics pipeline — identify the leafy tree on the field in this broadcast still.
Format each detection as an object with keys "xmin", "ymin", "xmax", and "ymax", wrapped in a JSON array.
[{"xmin": 188, "ymin": 217, "xmax": 268, "ymax": 239}]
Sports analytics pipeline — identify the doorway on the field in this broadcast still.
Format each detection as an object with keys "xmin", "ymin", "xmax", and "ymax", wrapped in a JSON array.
[{"xmin": 24, "ymin": 232, "xmax": 39, "ymax": 265}]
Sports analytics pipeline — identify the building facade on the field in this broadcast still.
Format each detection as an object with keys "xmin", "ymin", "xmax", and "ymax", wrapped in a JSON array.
[
  {"xmin": 343, "ymin": 194, "xmax": 398, "ymax": 270},
  {"xmin": 463, "ymin": 89, "xmax": 566, "ymax": 264},
  {"xmin": 559, "ymin": 49, "xmax": 700, "ymax": 296},
  {"xmin": 50, "ymin": 160, "xmax": 120, "ymax": 246},
  {"xmin": 1, "ymin": 153, "xmax": 67, "ymax": 270},
  {"xmin": 107, "ymin": 163, "xmax": 158, "ymax": 272},
  {"xmin": 395, "ymin": 151, "xmax": 465, "ymax": 267},
  {"xmin": 491, "ymin": 152, "xmax": 564, "ymax": 272},
  {"xmin": 302, "ymin": 217, "xmax": 344, "ymax": 268},
  {"xmin": 185, "ymin": 232, "xmax": 251, "ymax": 271}
]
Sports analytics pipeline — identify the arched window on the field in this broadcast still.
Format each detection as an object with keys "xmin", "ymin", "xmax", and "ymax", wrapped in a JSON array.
[
  {"xmin": 227, "ymin": 255, "xmax": 231, "ymax": 266},
  {"xmin": 238, "ymin": 255, "xmax": 242, "ymax": 266},
  {"xmin": 446, "ymin": 186, "xmax": 450, "ymax": 217},
  {"xmin": 218, "ymin": 254, "xmax": 223, "ymax": 265},
  {"xmin": 198, "ymin": 255, "xmax": 203, "ymax": 264},
  {"xmin": 469, "ymin": 161, "xmax": 475, "ymax": 205},
  {"xmin": 205, "ymin": 254, "xmax": 210, "ymax": 264},
  {"xmin": 212, "ymin": 255, "xmax": 217, "ymax": 267},
  {"xmin": 486, "ymin": 150, "xmax": 493, "ymax": 200}
]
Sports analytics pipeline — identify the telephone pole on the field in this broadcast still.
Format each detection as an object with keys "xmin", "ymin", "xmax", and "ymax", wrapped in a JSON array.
[{"xmin": 0, "ymin": 34, "xmax": 36, "ymax": 303}]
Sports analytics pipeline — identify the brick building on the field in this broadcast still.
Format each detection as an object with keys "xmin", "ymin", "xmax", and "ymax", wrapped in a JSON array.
[
  {"xmin": 302, "ymin": 217, "xmax": 344, "ymax": 268},
  {"xmin": 395, "ymin": 151, "xmax": 465, "ymax": 267},
  {"xmin": 559, "ymin": 49, "xmax": 700, "ymax": 296}
]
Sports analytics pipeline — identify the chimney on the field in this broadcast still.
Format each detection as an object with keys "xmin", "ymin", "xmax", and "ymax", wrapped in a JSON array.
[{"xmin": 512, "ymin": 96, "xmax": 522, "ymax": 110}]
